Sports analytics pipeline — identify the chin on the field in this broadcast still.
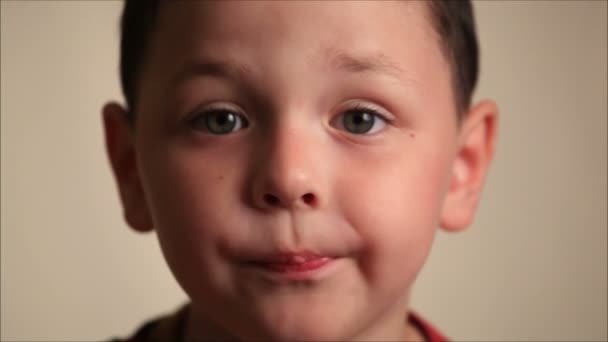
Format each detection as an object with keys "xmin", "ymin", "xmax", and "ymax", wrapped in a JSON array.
[
  {"xmin": 246, "ymin": 303, "xmax": 356, "ymax": 342},
  {"xmin": 259, "ymin": 323, "xmax": 347, "ymax": 342}
]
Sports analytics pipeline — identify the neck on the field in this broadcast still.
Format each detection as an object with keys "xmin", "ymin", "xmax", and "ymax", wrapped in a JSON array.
[
  {"xmin": 405, "ymin": 320, "xmax": 426, "ymax": 342},
  {"xmin": 184, "ymin": 304, "xmax": 240, "ymax": 342},
  {"xmin": 351, "ymin": 290, "xmax": 425, "ymax": 341}
]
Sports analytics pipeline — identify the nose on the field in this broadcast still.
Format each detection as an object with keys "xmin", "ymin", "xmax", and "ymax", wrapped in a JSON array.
[{"xmin": 250, "ymin": 124, "xmax": 324, "ymax": 211}]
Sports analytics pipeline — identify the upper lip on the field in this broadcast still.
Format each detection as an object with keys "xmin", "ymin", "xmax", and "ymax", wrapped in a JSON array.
[{"xmin": 253, "ymin": 251, "xmax": 333, "ymax": 264}]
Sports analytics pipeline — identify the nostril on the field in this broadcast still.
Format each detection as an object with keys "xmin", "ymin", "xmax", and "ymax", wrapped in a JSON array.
[
  {"xmin": 263, "ymin": 194, "xmax": 280, "ymax": 206},
  {"xmin": 302, "ymin": 193, "xmax": 315, "ymax": 205}
]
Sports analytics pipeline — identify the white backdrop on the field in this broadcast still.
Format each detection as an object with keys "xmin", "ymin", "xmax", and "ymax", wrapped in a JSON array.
[{"xmin": 1, "ymin": 1, "xmax": 606, "ymax": 341}]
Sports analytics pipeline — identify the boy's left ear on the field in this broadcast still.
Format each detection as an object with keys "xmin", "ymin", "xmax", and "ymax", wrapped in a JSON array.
[{"xmin": 440, "ymin": 100, "xmax": 498, "ymax": 232}]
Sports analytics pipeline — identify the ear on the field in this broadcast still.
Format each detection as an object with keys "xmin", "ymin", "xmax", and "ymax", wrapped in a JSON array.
[
  {"xmin": 440, "ymin": 100, "xmax": 498, "ymax": 232},
  {"xmin": 102, "ymin": 102, "xmax": 154, "ymax": 232}
]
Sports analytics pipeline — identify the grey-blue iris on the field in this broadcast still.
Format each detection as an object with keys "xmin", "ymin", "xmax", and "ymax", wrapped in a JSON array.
[
  {"xmin": 206, "ymin": 111, "xmax": 238, "ymax": 134},
  {"xmin": 343, "ymin": 111, "xmax": 374, "ymax": 134}
]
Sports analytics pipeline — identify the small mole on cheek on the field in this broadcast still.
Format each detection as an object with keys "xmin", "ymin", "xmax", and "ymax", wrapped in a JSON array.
[
  {"xmin": 217, "ymin": 175, "xmax": 224, "ymax": 181},
  {"xmin": 409, "ymin": 132, "xmax": 416, "ymax": 139}
]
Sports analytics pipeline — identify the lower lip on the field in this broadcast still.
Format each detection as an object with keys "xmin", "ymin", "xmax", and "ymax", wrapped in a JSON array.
[{"xmin": 247, "ymin": 257, "xmax": 337, "ymax": 281}]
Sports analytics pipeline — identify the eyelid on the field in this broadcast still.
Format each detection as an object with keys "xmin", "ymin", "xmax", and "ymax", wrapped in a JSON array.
[
  {"xmin": 328, "ymin": 100, "xmax": 393, "ymax": 136},
  {"xmin": 184, "ymin": 101, "xmax": 250, "ymax": 135},
  {"xmin": 342, "ymin": 100, "xmax": 395, "ymax": 122},
  {"xmin": 186, "ymin": 101, "xmax": 247, "ymax": 119}
]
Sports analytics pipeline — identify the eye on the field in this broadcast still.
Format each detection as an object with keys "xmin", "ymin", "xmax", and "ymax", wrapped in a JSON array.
[
  {"xmin": 333, "ymin": 105, "xmax": 388, "ymax": 135},
  {"xmin": 188, "ymin": 107, "xmax": 249, "ymax": 135}
]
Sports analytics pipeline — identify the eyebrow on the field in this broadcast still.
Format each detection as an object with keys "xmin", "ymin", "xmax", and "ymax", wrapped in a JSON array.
[
  {"xmin": 171, "ymin": 49, "xmax": 411, "ymax": 88},
  {"xmin": 171, "ymin": 58, "xmax": 254, "ymax": 87},
  {"xmin": 323, "ymin": 48, "xmax": 407, "ymax": 82}
]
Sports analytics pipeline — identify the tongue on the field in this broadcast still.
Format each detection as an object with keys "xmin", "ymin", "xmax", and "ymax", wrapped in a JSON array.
[{"xmin": 291, "ymin": 255, "xmax": 308, "ymax": 263}]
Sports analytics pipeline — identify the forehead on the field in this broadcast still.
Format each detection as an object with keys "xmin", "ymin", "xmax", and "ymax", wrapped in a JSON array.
[
  {"xmin": 141, "ymin": 1, "xmax": 454, "ymax": 121},
  {"xmin": 151, "ymin": 1, "xmax": 441, "ymax": 66},
  {"xmin": 157, "ymin": 1, "xmax": 431, "ymax": 32}
]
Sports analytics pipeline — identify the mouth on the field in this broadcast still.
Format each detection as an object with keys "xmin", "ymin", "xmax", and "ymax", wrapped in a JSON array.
[{"xmin": 244, "ymin": 251, "xmax": 340, "ymax": 281}]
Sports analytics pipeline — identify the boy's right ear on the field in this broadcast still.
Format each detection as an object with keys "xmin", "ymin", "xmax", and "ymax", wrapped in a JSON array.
[{"xmin": 102, "ymin": 102, "xmax": 154, "ymax": 233}]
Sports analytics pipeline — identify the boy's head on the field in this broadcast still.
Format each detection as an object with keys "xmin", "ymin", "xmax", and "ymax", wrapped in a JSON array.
[{"xmin": 103, "ymin": 1, "xmax": 497, "ymax": 341}]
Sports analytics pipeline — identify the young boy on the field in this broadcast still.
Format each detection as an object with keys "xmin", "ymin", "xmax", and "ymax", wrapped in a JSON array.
[{"xmin": 103, "ymin": 1, "xmax": 497, "ymax": 341}]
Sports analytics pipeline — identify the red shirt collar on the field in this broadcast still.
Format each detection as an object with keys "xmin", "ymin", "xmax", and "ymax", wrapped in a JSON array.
[{"xmin": 408, "ymin": 311, "xmax": 449, "ymax": 342}]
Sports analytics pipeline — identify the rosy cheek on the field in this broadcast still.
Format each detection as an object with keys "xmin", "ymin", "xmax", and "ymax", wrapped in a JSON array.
[
  {"xmin": 333, "ymin": 145, "xmax": 447, "ymax": 276},
  {"xmin": 143, "ymin": 152, "xmax": 239, "ymax": 288}
]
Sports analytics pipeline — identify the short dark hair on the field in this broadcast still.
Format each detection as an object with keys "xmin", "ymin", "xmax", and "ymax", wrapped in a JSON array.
[
  {"xmin": 119, "ymin": 0, "xmax": 478, "ymax": 120},
  {"xmin": 426, "ymin": 0, "xmax": 479, "ymax": 117},
  {"xmin": 119, "ymin": 0, "xmax": 161, "ymax": 121}
]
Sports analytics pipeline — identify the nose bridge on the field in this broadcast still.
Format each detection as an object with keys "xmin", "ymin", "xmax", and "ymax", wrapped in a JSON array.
[
  {"xmin": 251, "ymin": 114, "xmax": 323, "ymax": 210},
  {"xmin": 273, "ymin": 119, "xmax": 311, "ymax": 175}
]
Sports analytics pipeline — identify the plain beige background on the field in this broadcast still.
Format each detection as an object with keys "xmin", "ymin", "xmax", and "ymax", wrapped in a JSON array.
[{"xmin": 1, "ymin": 1, "xmax": 606, "ymax": 341}]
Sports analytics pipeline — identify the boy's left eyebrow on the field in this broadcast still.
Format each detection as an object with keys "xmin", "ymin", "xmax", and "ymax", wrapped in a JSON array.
[
  {"xmin": 329, "ymin": 51, "xmax": 401, "ymax": 78},
  {"xmin": 321, "ymin": 48, "xmax": 419, "ymax": 87}
]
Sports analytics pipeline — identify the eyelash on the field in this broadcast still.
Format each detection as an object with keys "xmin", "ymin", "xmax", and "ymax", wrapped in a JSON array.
[
  {"xmin": 186, "ymin": 103, "xmax": 248, "ymax": 134},
  {"xmin": 186, "ymin": 102, "xmax": 391, "ymax": 135}
]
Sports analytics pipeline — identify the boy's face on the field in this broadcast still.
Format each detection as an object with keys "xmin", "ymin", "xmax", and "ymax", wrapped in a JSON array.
[{"xmin": 104, "ymin": 1, "xmax": 496, "ymax": 340}]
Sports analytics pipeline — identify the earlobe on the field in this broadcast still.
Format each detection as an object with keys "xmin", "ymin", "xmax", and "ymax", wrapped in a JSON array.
[
  {"xmin": 102, "ymin": 102, "xmax": 154, "ymax": 233},
  {"xmin": 440, "ymin": 100, "xmax": 498, "ymax": 232}
]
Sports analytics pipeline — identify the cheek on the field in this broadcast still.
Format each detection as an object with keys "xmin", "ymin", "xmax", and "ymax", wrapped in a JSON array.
[
  {"xmin": 143, "ymin": 148, "xmax": 234, "ymax": 232},
  {"xmin": 334, "ymin": 145, "xmax": 451, "ymax": 286},
  {"xmin": 137, "ymin": 143, "xmax": 249, "ymax": 295}
]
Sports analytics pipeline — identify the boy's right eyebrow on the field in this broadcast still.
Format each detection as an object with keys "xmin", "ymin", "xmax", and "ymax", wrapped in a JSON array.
[{"xmin": 171, "ymin": 58, "xmax": 254, "ymax": 87}]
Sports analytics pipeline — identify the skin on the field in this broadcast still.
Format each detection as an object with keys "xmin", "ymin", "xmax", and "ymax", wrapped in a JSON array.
[{"xmin": 103, "ymin": 1, "xmax": 497, "ymax": 341}]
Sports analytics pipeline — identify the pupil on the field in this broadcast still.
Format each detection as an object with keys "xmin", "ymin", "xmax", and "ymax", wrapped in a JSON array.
[
  {"xmin": 207, "ymin": 111, "xmax": 236, "ymax": 134},
  {"xmin": 344, "ymin": 111, "xmax": 374, "ymax": 134},
  {"xmin": 216, "ymin": 114, "xmax": 228, "ymax": 125}
]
